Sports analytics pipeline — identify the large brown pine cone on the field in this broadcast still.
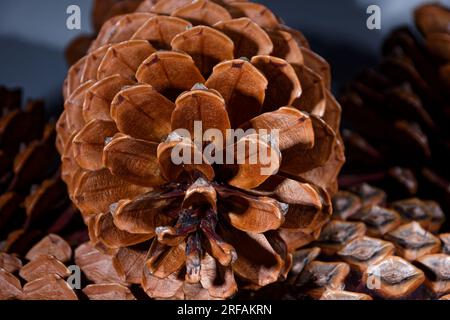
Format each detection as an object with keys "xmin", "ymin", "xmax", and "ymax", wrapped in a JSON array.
[
  {"xmin": 57, "ymin": 0, "xmax": 345, "ymax": 299},
  {"xmin": 339, "ymin": 3, "xmax": 450, "ymax": 228}
]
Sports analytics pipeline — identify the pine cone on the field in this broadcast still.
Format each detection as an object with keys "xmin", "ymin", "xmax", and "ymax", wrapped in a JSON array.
[
  {"xmin": 0, "ymin": 87, "xmax": 91, "ymax": 300},
  {"xmin": 57, "ymin": 0, "xmax": 344, "ymax": 299},
  {"xmin": 92, "ymin": 0, "xmax": 146, "ymax": 33},
  {"xmin": 66, "ymin": 35, "xmax": 96, "ymax": 67},
  {"xmin": 1, "ymin": 234, "xmax": 140, "ymax": 300},
  {"xmin": 339, "ymin": 3, "xmax": 450, "ymax": 227},
  {"xmin": 240, "ymin": 184, "xmax": 449, "ymax": 300},
  {"xmin": 0, "ymin": 86, "xmax": 87, "ymax": 258},
  {"xmin": 66, "ymin": 0, "xmax": 144, "ymax": 65}
]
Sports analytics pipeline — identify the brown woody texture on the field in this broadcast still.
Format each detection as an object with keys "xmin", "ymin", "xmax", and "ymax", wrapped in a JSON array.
[
  {"xmin": 1, "ymin": 185, "xmax": 448, "ymax": 300},
  {"xmin": 0, "ymin": 234, "xmax": 141, "ymax": 300},
  {"xmin": 0, "ymin": 87, "xmax": 88, "ymax": 255},
  {"xmin": 238, "ymin": 184, "xmax": 449, "ymax": 300},
  {"xmin": 0, "ymin": 87, "xmax": 90, "ymax": 300}
]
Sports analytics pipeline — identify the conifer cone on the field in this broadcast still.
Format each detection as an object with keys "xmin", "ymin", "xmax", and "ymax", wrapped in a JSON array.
[
  {"xmin": 0, "ymin": 87, "xmax": 90, "ymax": 300},
  {"xmin": 58, "ymin": 0, "xmax": 345, "ymax": 299},
  {"xmin": 0, "ymin": 86, "xmax": 87, "ymax": 260},
  {"xmin": 92, "ymin": 0, "xmax": 145, "ymax": 33},
  {"xmin": 1, "ymin": 234, "xmax": 143, "ymax": 300},
  {"xmin": 339, "ymin": 3, "xmax": 450, "ymax": 228},
  {"xmin": 66, "ymin": 0, "xmax": 143, "ymax": 65},
  {"xmin": 239, "ymin": 183, "xmax": 449, "ymax": 300}
]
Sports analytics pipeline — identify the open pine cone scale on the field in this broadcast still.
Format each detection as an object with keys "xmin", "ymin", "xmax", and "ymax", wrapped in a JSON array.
[{"xmin": 57, "ymin": 0, "xmax": 344, "ymax": 299}]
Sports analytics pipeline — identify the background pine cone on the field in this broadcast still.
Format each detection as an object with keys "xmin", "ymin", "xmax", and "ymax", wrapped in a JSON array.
[
  {"xmin": 339, "ymin": 3, "xmax": 450, "ymax": 232},
  {"xmin": 0, "ymin": 86, "xmax": 87, "ymax": 260},
  {"xmin": 0, "ymin": 233, "xmax": 147, "ymax": 300},
  {"xmin": 58, "ymin": 0, "xmax": 344, "ymax": 300},
  {"xmin": 239, "ymin": 183, "xmax": 449, "ymax": 300}
]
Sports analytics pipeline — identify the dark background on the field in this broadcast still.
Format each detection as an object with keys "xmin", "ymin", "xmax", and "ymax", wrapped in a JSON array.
[{"xmin": 0, "ymin": 0, "xmax": 449, "ymax": 112}]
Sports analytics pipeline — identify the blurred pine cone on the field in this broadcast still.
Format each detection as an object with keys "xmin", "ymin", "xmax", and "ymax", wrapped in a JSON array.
[
  {"xmin": 58, "ymin": 0, "xmax": 344, "ymax": 299},
  {"xmin": 0, "ymin": 86, "xmax": 86, "ymax": 260},
  {"xmin": 339, "ymin": 4, "xmax": 450, "ymax": 230}
]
